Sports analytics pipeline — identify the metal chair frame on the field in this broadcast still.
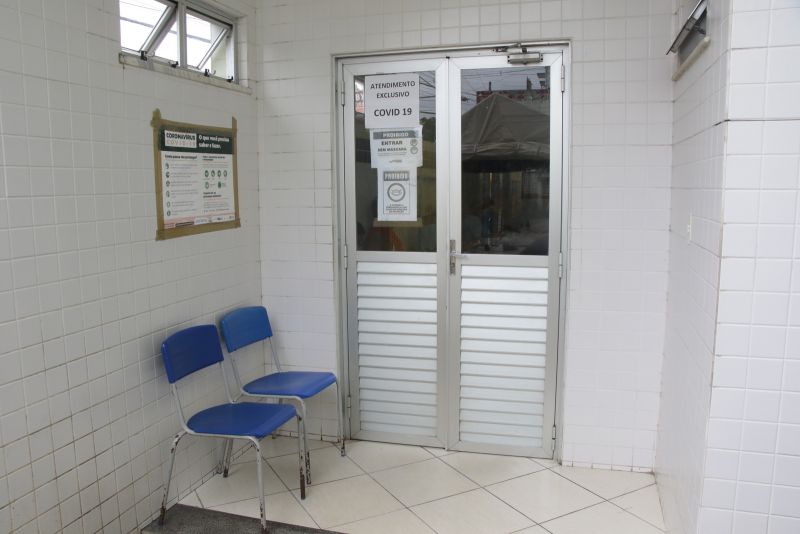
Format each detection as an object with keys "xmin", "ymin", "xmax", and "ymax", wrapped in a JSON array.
[
  {"xmin": 217, "ymin": 306, "xmax": 347, "ymax": 484},
  {"xmin": 220, "ymin": 316, "xmax": 345, "ymax": 485},
  {"xmin": 159, "ymin": 359, "xmax": 306, "ymax": 534}
]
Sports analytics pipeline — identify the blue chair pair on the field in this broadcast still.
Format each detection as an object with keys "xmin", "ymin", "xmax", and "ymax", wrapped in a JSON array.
[
  {"xmin": 158, "ymin": 324, "xmax": 305, "ymax": 534},
  {"xmin": 158, "ymin": 307, "xmax": 345, "ymax": 532}
]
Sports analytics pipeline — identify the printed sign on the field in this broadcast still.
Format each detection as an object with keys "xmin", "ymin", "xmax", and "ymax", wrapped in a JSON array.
[
  {"xmin": 364, "ymin": 73, "xmax": 419, "ymax": 129},
  {"xmin": 377, "ymin": 167, "xmax": 417, "ymax": 222},
  {"xmin": 151, "ymin": 109, "xmax": 240, "ymax": 240},
  {"xmin": 370, "ymin": 126, "xmax": 423, "ymax": 168},
  {"xmin": 163, "ymin": 130, "xmax": 197, "ymax": 148}
]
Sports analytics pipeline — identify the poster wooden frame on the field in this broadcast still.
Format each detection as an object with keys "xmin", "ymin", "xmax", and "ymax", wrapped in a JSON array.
[{"xmin": 151, "ymin": 108, "xmax": 241, "ymax": 240}]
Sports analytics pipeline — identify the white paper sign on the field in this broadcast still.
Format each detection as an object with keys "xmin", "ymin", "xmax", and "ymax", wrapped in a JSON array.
[
  {"xmin": 377, "ymin": 167, "xmax": 417, "ymax": 221},
  {"xmin": 369, "ymin": 126, "xmax": 423, "ymax": 168},
  {"xmin": 364, "ymin": 73, "xmax": 419, "ymax": 129}
]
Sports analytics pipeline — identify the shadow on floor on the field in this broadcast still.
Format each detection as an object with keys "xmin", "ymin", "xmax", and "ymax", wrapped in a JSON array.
[{"xmin": 143, "ymin": 504, "xmax": 341, "ymax": 534}]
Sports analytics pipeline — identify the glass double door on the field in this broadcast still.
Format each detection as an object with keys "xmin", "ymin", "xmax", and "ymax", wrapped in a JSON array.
[{"xmin": 340, "ymin": 49, "xmax": 563, "ymax": 457}]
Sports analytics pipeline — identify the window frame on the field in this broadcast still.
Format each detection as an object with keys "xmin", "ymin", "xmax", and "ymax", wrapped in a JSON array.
[
  {"xmin": 119, "ymin": 0, "xmax": 238, "ymax": 84},
  {"xmin": 184, "ymin": 7, "xmax": 232, "ymax": 71},
  {"xmin": 667, "ymin": 0, "xmax": 710, "ymax": 81},
  {"xmin": 119, "ymin": 0, "xmax": 176, "ymax": 54}
]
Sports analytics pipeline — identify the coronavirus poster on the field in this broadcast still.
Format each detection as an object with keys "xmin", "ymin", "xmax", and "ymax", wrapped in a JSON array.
[{"xmin": 151, "ymin": 109, "xmax": 240, "ymax": 240}]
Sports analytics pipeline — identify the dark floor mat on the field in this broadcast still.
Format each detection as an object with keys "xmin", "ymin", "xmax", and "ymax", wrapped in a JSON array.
[{"xmin": 142, "ymin": 504, "xmax": 340, "ymax": 534}]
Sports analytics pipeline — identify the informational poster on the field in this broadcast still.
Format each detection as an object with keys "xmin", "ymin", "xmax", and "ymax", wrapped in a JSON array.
[
  {"xmin": 151, "ymin": 109, "xmax": 240, "ymax": 240},
  {"xmin": 377, "ymin": 167, "xmax": 417, "ymax": 222},
  {"xmin": 364, "ymin": 73, "xmax": 419, "ymax": 129},
  {"xmin": 369, "ymin": 126, "xmax": 423, "ymax": 168}
]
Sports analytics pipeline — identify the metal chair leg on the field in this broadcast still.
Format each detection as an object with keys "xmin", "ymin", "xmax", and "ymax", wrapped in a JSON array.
[
  {"xmin": 159, "ymin": 432, "xmax": 185, "ymax": 526},
  {"xmin": 335, "ymin": 380, "xmax": 346, "ymax": 456},
  {"xmin": 218, "ymin": 439, "xmax": 232, "ymax": 476},
  {"xmin": 253, "ymin": 439, "xmax": 268, "ymax": 534},
  {"xmin": 299, "ymin": 400, "xmax": 311, "ymax": 484},
  {"xmin": 222, "ymin": 438, "xmax": 234, "ymax": 477},
  {"xmin": 273, "ymin": 399, "xmax": 284, "ymax": 439},
  {"xmin": 297, "ymin": 415, "xmax": 306, "ymax": 500}
]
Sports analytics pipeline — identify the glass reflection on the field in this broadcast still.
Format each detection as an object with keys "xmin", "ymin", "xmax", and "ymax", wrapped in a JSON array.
[{"xmin": 461, "ymin": 67, "xmax": 550, "ymax": 255}]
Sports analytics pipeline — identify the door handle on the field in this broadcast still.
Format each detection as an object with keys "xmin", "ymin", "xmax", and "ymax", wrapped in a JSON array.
[{"xmin": 449, "ymin": 240, "xmax": 466, "ymax": 274}]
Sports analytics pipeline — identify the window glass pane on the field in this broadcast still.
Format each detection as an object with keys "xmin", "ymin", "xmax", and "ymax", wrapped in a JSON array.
[
  {"xmin": 354, "ymin": 72, "xmax": 437, "ymax": 252},
  {"xmin": 154, "ymin": 20, "xmax": 179, "ymax": 62},
  {"xmin": 186, "ymin": 11, "xmax": 227, "ymax": 68},
  {"xmin": 119, "ymin": 0, "xmax": 169, "ymax": 51},
  {"xmin": 461, "ymin": 67, "xmax": 550, "ymax": 255},
  {"xmin": 203, "ymin": 33, "xmax": 230, "ymax": 77}
]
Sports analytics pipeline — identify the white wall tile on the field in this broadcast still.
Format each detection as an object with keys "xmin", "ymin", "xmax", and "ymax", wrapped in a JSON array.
[
  {"xmin": 0, "ymin": 0, "xmax": 263, "ymax": 532},
  {"xmin": 698, "ymin": 12, "xmax": 800, "ymax": 521},
  {"xmin": 657, "ymin": 2, "xmax": 732, "ymax": 533},
  {"xmin": 768, "ymin": 8, "xmax": 800, "ymax": 47}
]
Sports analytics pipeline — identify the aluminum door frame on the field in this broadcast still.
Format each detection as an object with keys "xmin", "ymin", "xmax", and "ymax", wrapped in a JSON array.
[
  {"xmin": 340, "ymin": 57, "xmax": 450, "ymax": 447},
  {"xmin": 335, "ymin": 45, "xmax": 569, "ymax": 456},
  {"xmin": 445, "ymin": 52, "xmax": 564, "ymax": 458}
]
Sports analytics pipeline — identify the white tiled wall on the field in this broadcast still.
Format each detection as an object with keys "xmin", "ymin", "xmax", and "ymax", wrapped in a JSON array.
[
  {"xmin": 0, "ymin": 0, "xmax": 263, "ymax": 532},
  {"xmin": 699, "ymin": 124, "xmax": 800, "ymax": 534},
  {"xmin": 257, "ymin": 0, "xmax": 674, "ymax": 469},
  {"xmin": 655, "ymin": 2, "xmax": 731, "ymax": 533},
  {"xmin": 697, "ymin": 3, "xmax": 800, "ymax": 532}
]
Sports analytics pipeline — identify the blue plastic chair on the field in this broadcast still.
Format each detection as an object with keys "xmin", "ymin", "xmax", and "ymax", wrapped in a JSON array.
[
  {"xmin": 219, "ymin": 306, "xmax": 345, "ymax": 484},
  {"xmin": 158, "ymin": 325, "xmax": 306, "ymax": 534}
]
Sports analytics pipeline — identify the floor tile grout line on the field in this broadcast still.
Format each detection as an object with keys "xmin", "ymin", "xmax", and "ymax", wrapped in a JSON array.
[
  {"xmin": 196, "ymin": 450, "xmax": 294, "ymax": 510},
  {"xmin": 212, "ymin": 457, "xmax": 359, "ymax": 529},
  {"xmin": 284, "ymin": 481, "xmax": 323, "ymax": 530},
  {"xmin": 282, "ymin": 444, "xmax": 407, "ymax": 532},
  {"xmin": 604, "ymin": 493, "xmax": 666, "ymax": 532},
  {"xmin": 344, "ymin": 441, "xmax": 437, "ymax": 474},
  {"xmin": 287, "ymin": 469, "xmax": 367, "ymax": 492},
  {"xmin": 269, "ymin": 443, "xmax": 366, "ymax": 491},
  {"xmin": 194, "ymin": 440, "xmax": 665, "ymax": 534},
  {"xmin": 318, "ymin": 474, "xmax": 408, "ymax": 532},
  {"xmin": 425, "ymin": 452, "xmax": 544, "ymax": 530},
  {"xmin": 608, "ymin": 481, "xmax": 657, "ymax": 500},
  {"xmin": 340, "ymin": 447, "xmax": 602, "ymax": 530},
  {"xmin": 545, "ymin": 466, "xmax": 655, "ymax": 504},
  {"xmin": 532, "ymin": 477, "xmax": 665, "ymax": 533},
  {"xmin": 196, "ymin": 479, "xmax": 321, "ymax": 528},
  {"xmin": 479, "ymin": 465, "xmax": 606, "ymax": 527},
  {"xmin": 481, "ymin": 481, "xmax": 552, "ymax": 528},
  {"xmin": 510, "ymin": 524, "xmax": 555, "ymax": 534},
  {"xmin": 430, "ymin": 451, "xmax": 552, "ymax": 486},
  {"xmin": 545, "ymin": 468, "xmax": 618, "ymax": 502},
  {"xmin": 363, "ymin": 455, "xmax": 433, "ymax": 502},
  {"xmin": 405, "ymin": 505, "xmax": 441, "ymax": 534},
  {"xmin": 540, "ymin": 499, "xmax": 666, "ymax": 534},
  {"xmin": 398, "ymin": 454, "xmax": 542, "ymax": 530},
  {"xmin": 560, "ymin": 474, "xmax": 665, "ymax": 531},
  {"xmin": 537, "ymin": 501, "xmax": 614, "ymax": 527},
  {"xmin": 463, "ymin": 463, "xmax": 550, "ymax": 489},
  {"xmin": 358, "ymin": 449, "xmax": 444, "ymax": 534},
  {"xmin": 605, "ymin": 481, "xmax": 666, "ymax": 530}
]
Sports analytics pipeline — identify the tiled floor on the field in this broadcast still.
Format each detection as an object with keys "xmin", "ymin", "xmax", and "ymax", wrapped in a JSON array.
[{"xmin": 179, "ymin": 438, "xmax": 665, "ymax": 534}]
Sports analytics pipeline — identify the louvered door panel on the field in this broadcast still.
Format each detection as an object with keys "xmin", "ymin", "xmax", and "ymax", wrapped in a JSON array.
[
  {"xmin": 459, "ymin": 265, "xmax": 549, "ymax": 449},
  {"xmin": 356, "ymin": 261, "xmax": 438, "ymax": 438}
]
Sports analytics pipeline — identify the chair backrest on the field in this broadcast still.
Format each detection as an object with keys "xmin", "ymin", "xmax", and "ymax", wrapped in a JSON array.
[
  {"xmin": 161, "ymin": 325, "xmax": 225, "ymax": 383},
  {"xmin": 219, "ymin": 306, "xmax": 273, "ymax": 353}
]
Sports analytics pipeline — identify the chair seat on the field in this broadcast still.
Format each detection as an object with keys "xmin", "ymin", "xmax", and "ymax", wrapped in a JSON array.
[
  {"xmin": 187, "ymin": 402, "xmax": 296, "ymax": 440},
  {"xmin": 243, "ymin": 371, "xmax": 336, "ymax": 399}
]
